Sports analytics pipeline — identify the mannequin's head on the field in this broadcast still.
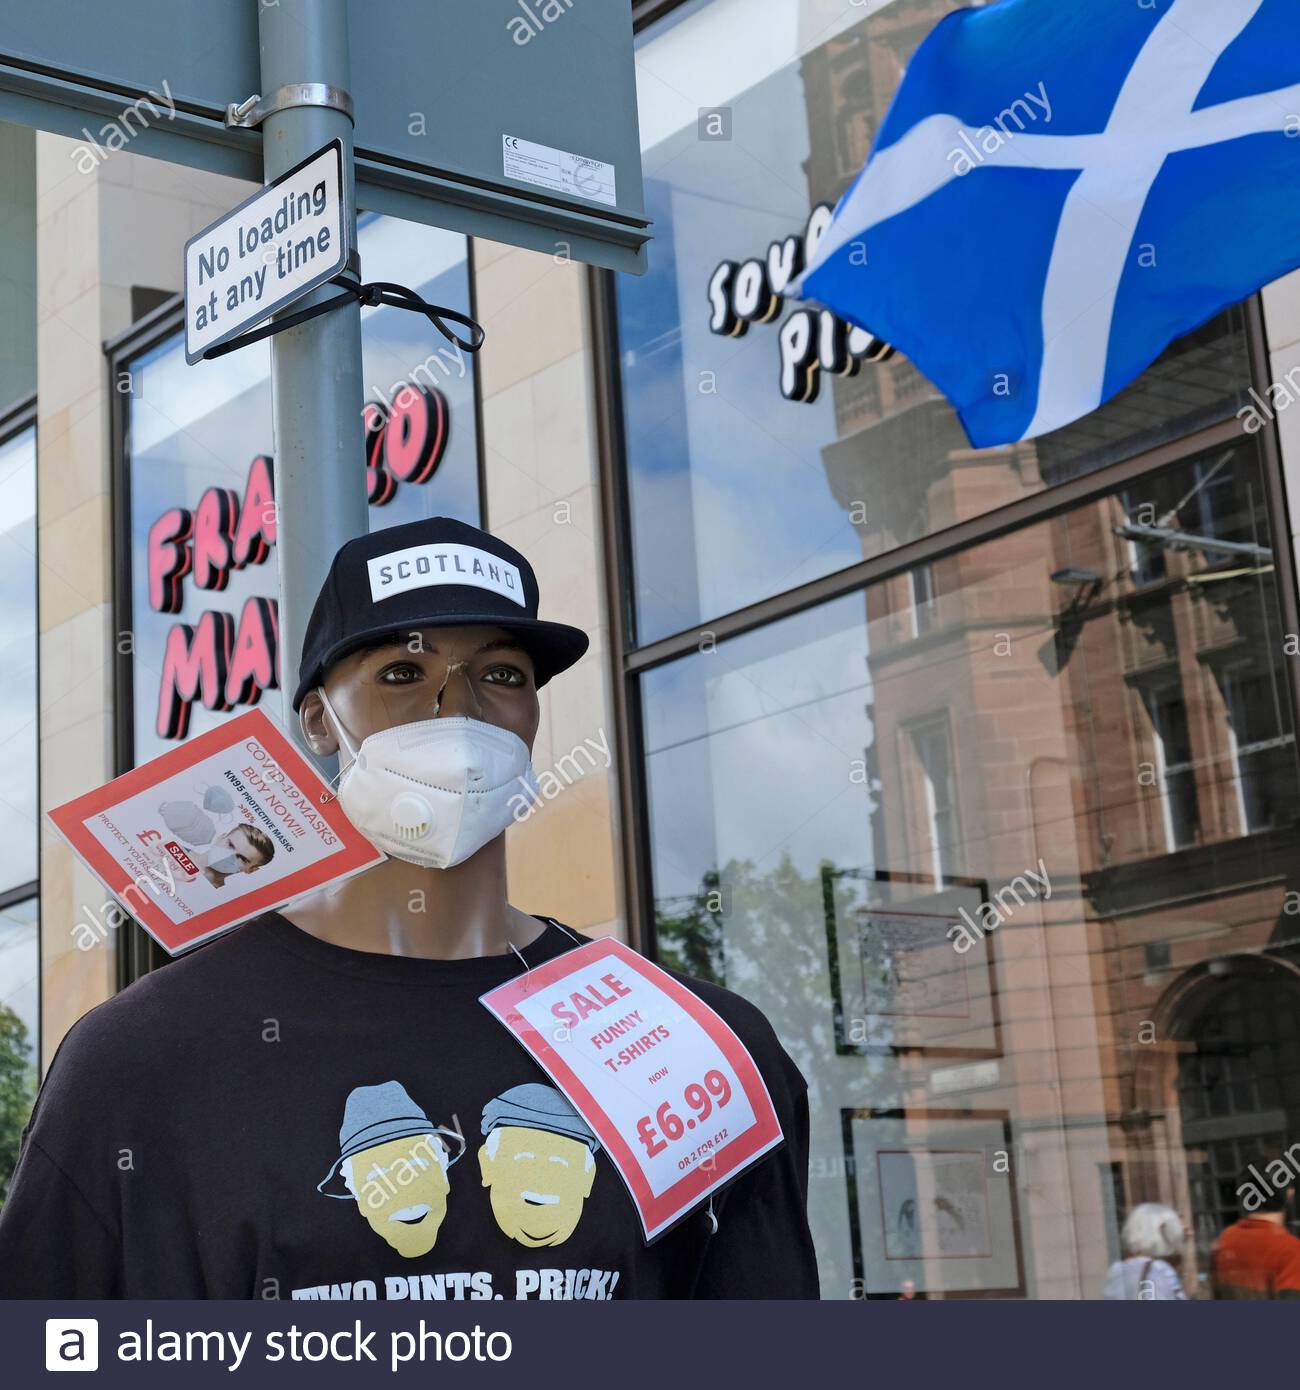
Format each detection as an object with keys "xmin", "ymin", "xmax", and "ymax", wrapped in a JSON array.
[
  {"xmin": 298, "ymin": 623, "xmax": 541, "ymax": 758},
  {"xmin": 290, "ymin": 519, "xmax": 586, "ymax": 880}
]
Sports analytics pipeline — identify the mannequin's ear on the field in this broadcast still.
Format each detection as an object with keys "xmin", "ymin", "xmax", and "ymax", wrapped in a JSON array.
[{"xmin": 299, "ymin": 689, "xmax": 339, "ymax": 757}]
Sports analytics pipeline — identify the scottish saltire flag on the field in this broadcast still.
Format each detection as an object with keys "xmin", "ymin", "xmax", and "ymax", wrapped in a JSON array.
[{"xmin": 798, "ymin": 0, "xmax": 1300, "ymax": 447}]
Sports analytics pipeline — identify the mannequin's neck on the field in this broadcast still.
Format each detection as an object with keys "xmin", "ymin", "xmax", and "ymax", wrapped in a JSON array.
[{"xmin": 278, "ymin": 835, "xmax": 545, "ymax": 960}]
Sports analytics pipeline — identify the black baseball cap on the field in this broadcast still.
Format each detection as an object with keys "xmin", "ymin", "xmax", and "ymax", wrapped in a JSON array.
[{"xmin": 293, "ymin": 515, "xmax": 589, "ymax": 710}]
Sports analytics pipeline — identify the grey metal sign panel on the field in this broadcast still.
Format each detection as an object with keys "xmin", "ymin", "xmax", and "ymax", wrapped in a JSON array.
[{"xmin": 0, "ymin": 0, "xmax": 649, "ymax": 273}]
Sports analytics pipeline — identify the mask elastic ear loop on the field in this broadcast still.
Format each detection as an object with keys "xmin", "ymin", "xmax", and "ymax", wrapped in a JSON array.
[{"xmin": 316, "ymin": 687, "xmax": 359, "ymax": 805}]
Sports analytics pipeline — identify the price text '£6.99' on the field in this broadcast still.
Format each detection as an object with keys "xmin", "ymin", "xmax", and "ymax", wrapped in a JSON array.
[{"xmin": 636, "ymin": 1069, "xmax": 733, "ymax": 1158}]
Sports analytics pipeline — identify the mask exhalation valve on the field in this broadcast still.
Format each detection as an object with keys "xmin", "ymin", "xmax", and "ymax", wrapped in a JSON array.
[{"xmin": 390, "ymin": 792, "xmax": 434, "ymax": 841}]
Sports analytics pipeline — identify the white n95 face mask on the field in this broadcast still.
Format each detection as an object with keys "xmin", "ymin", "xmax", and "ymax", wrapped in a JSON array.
[
  {"xmin": 202, "ymin": 786, "xmax": 235, "ymax": 816},
  {"xmin": 158, "ymin": 800, "xmax": 216, "ymax": 845},
  {"xmin": 319, "ymin": 689, "xmax": 538, "ymax": 869}
]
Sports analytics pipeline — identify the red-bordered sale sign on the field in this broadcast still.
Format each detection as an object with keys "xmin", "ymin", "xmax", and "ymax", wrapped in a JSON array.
[
  {"xmin": 481, "ymin": 938, "xmax": 783, "ymax": 1241},
  {"xmin": 47, "ymin": 709, "xmax": 382, "ymax": 955}
]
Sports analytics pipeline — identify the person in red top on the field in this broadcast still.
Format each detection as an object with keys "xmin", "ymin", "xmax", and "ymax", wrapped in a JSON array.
[{"xmin": 1211, "ymin": 1158, "xmax": 1300, "ymax": 1298}]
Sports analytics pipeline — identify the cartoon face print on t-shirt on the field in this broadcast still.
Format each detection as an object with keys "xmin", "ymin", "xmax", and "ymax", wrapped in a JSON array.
[
  {"xmin": 477, "ymin": 1083, "xmax": 600, "ymax": 1248},
  {"xmin": 316, "ymin": 1081, "xmax": 465, "ymax": 1258}
]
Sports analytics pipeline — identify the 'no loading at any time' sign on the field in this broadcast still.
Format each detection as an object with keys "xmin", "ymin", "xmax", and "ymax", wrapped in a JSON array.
[{"xmin": 184, "ymin": 139, "xmax": 348, "ymax": 363}]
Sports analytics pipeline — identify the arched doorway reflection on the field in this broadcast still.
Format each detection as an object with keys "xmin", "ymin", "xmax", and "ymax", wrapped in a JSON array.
[{"xmin": 1166, "ymin": 957, "xmax": 1300, "ymax": 1276}]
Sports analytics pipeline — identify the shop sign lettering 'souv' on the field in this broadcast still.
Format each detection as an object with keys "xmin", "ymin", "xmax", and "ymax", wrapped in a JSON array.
[
  {"xmin": 146, "ymin": 385, "xmax": 449, "ymax": 740},
  {"xmin": 707, "ymin": 203, "xmax": 893, "ymax": 402}
]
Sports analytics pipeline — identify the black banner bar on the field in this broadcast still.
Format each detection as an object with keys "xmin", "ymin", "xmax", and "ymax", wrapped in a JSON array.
[{"xmin": 8, "ymin": 1299, "xmax": 1269, "ymax": 1386}]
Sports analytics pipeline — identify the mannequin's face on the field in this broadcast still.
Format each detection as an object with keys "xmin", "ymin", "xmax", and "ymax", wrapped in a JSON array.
[{"xmin": 299, "ymin": 623, "xmax": 540, "ymax": 757}]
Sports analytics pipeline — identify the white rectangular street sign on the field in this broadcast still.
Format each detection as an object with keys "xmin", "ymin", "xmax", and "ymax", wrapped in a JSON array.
[{"xmin": 184, "ymin": 139, "xmax": 347, "ymax": 364}]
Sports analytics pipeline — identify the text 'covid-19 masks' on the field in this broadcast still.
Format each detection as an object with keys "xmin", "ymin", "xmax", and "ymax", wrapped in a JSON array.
[{"xmin": 318, "ymin": 688, "xmax": 538, "ymax": 869}]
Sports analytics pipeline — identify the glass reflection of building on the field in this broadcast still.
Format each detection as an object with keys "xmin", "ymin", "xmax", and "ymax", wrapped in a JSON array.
[
  {"xmin": 614, "ymin": 0, "xmax": 1300, "ymax": 1297},
  {"xmin": 0, "ymin": 414, "xmax": 38, "ymax": 1204}
]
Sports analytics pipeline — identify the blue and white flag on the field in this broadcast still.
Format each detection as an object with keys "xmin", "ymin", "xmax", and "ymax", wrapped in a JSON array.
[{"xmin": 798, "ymin": 0, "xmax": 1300, "ymax": 447}]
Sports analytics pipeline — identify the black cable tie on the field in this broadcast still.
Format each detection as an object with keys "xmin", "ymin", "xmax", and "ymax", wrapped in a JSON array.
[{"xmin": 200, "ymin": 273, "xmax": 485, "ymax": 362}]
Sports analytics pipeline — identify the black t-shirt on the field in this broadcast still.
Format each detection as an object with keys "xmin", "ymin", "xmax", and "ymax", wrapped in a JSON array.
[{"xmin": 0, "ymin": 914, "xmax": 818, "ymax": 1300}]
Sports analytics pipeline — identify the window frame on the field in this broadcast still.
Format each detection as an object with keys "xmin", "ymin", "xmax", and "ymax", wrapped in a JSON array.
[
  {"xmin": 588, "ymin": 4, "xmax": 1300, "ymax": 952},
  {"xmin": 597, "ymin": 0, "xmax": 1300, "ymax": 1303}
]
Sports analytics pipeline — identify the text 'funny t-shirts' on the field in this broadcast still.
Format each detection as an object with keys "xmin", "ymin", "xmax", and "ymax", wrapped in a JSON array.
[{"xmin": 0, "ymin": 914, "xmax": 818, "ymax": 1300}]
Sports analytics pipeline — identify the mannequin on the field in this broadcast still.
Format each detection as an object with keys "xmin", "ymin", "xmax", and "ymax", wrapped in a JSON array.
[
  {"xmin": 285, "ymin": 622, "xmax": 546, "ymax": 960},
  {"xmin": 0, "ymin": 514, "xmax": 820, "ymax": 1300}
]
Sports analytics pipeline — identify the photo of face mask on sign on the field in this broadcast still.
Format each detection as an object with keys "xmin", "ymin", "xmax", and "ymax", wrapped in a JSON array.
[
  {"xmin": 155, "ymin": 787, "xmax": 275, "ymax": 889},
  {"xmin": 154, "ymin": 818, "xmax": 276, "ymax": 891}
]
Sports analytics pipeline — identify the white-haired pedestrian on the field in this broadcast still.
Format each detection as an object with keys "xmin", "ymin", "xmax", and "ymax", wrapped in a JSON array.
[{"xmin": 1103, "ymin": 1203, "xmax": 1189, "ymax": 1300}]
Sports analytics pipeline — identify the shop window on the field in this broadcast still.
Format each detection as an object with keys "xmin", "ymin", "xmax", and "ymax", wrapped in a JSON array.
[
  {"xmin": 116, "ymin": 215, "xmax": 480, "ymax": 767},
  {"xmin": 637, "ymin": 436, "xmax": 1300, "ymax": 1298},
  {"xmin": 615, "ymin": 0, "xmax": 1256, "ymax": 644},
  {"xmin": 0, "ymin": 416, "xmax": 39, "ymax": 1200}
]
